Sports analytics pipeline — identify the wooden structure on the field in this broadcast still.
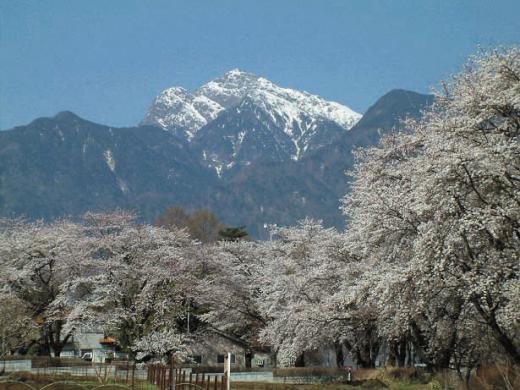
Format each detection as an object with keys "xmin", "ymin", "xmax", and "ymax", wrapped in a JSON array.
[{"xmin": 147, "ymin": 365, "xmax": 227, "ymax": 390}]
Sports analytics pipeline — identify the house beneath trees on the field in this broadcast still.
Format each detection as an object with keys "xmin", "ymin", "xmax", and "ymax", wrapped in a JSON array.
[
  {"xmin": 188, "ymin": 330, "xmax": 274, "ymax": 368},
  {"xmin": 59, "ymin": 329, "xmax": 120, "ymax": 362}
]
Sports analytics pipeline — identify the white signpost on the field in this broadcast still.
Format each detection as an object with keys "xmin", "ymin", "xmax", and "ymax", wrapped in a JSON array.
[{"xmin": 226, "ymin": 352, "xmax": 231, "ymax": 390}]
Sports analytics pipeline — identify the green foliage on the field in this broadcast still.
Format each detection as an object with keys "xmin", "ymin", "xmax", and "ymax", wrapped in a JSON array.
[
  {"xmin": 218, "ymin": 226, "xmax": 248, "ymax": 241},
  {"xmin": 156, "ymin": 206, "xmax": 226, "ymax": 243}
]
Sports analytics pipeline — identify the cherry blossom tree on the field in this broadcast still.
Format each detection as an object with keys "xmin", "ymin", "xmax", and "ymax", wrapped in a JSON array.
[
  {"xmin": 0, "ymin": 294, "xmax": 37, "ymax": 357},
  {"xmin": 408, "ymin": 47, "xmax": 520, "ymax": 364},
  {"xmin": 132, "ymin": 329, "xmax": 189, "ymax": 362},
  {"xmin": 74, "ymin": 211, "xmax": 197, "ymax": 359},
  {"xmin": 342, "ymin": 47, "xmax": 520, "ymax": 369},
  {"xmin": 0, "ymin": 218, "xmax": 89, "ymax": 356},
  {"xmin": 255, "ymin": 220, "xmax": 363, "ymax": 367},
  {"xmin": 0, "ymin": 212, "xmax": 199, "ymax": 360},
  {"xmin": 186, "ymin": 240, "xmax": 269, "ymax": 367}
]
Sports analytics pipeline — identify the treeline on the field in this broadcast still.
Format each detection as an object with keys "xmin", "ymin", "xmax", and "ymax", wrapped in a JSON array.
[
  {"xmin": 0, "ymin": 48, "xmax": 519, "ymax": 378},
  {"xmin": 155, "ymin": 206, "xmax": 247, "ymax": 243}
]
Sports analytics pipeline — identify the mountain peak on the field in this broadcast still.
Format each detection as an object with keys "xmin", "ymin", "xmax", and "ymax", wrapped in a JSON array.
[
  {"xmin": 348, "ymin": 89, "xmax": 434, "ymax": 141},
  {"xmin": 222, "ymin": 68, "xmax": 258, "ymax": 79},
  {"xmin": 142, "ymin": 70, "xmax": 361, "ymax": 143},
  {"xmin": 54, "ymin": 111, "xmax": 82, "ymax": 121},
  {"xmin": 141, "ymin": 69, "xmax": 362, "ymax": 175}
]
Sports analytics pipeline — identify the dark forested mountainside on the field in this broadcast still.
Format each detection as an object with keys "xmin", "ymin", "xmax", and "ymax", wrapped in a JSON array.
[{"xmin": 0, "ymin": 89, "xmax": 433, "ymax": 238}]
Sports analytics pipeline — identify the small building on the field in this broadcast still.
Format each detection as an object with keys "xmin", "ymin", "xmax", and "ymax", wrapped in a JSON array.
[
  {"xmin": 59, "ymin": 329, "xmax": 118, "ymax": 362},
  {"xmin": 188, "ymin": 330, "xmax": 247, "ymax": 368}
]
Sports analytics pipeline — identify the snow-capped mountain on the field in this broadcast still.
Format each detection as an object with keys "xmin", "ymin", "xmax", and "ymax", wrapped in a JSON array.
[
  {"xmin": 1, "ymin": 89, "xmax": 432, "ymax": 238},
  {"xmin": 141, "ymin": 69, "xmax": 361, "ymax": 176},
  {"xmin": 195, "ymin": 69, "xmax": 360, "ymax": 129}
]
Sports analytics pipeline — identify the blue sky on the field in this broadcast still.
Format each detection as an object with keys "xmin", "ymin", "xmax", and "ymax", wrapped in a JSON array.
[{"xmin": 1, "ymin": 0, "xmax": 519, "ymax": 129}]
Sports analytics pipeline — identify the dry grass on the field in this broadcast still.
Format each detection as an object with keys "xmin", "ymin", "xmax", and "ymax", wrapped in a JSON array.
[
  {"xmin": 1, "ymin": 371, "xmax": 151, "ymax": 390},
  {"xmin": 472, "ymin": 364, "xmax": 520, "ymax": 390},
  {"xmin": 352, "ymin": 368, "xmax": 380, "ymax": 381},
  {"xmin": 5, "ymin": 365, "xmax": 520, "ymax": 390},
  {"xmin": 231, "ymin": 383, "xmax": 357, "ymax": 390}
]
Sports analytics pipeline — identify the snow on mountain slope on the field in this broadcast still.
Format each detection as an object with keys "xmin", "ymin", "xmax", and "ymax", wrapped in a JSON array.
[
  {"xmin": 196, "ymin": 69, "xmax": 361, "ymax": 131},
  {"xmin": 141, "ymin": 87, "xmax": 224, "ymax": 140},
  {"xmin": 142, "ymin": 69, "xmax": 361, "ymax": 142},
  {"xmin": 141, "ymin": 70, "xmax": 361, "ymax": 176}
]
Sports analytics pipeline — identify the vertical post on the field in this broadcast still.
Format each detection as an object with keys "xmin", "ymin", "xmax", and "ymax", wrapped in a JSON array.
[
  {"xmin": 222, "ymin": 356, "xmax": 227, "ymax": 390},
  {"xmin": 131, "ymin": 361, "xmax": 135, "ymax": 390},
  {"xmin": 226, "ymin": 352, "xmax": 231, "ymax": 390},
  {"xmin": 170, "ymin": 357, "xmax": 176, "ymax": 390},
  {"xmin": 159, "ymin": 366, "xmax": 163, "ymax": 390}
]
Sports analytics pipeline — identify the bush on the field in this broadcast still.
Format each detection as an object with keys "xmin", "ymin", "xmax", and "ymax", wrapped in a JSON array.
[
  {"xmin": 383, "ymin": 367, "xmax": 431, "ymax": 384},
  {"xmin": 189, "ymin": 365, "xmax": 223, "ymax": 374},
  {"xmin": 31, "ymin": 357, "xmax": 90, "ymax": 368},
  {"xmin": 473, "ymin": 364, "xmax": 520, "ymax": 389}
]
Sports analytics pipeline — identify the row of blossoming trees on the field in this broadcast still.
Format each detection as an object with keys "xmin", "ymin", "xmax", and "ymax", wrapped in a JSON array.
[{"xmin": 0, "ymin": 48, "xmax": 519, "ymax": 373}]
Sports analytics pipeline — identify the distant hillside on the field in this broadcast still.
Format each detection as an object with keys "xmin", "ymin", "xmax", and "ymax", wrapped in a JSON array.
[
  {"xmin": 0, "ymin": 112, "xmax": 219, "ymax": 221},
  {"xmin": 218, "ymin": 89, "xmax": 434, "ymax": 235},
  {"xmin": 0, "ymin": 82, "xmax": 433, "ymax": 238}
]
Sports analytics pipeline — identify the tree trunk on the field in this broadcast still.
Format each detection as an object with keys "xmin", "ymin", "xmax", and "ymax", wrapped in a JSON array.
[
  {"xmin": 397, "ymin": 340, "xmax": 407, "ymax": 367},
  {"xmin": 294, "ymin": 352, "xmax": 305, "ymax": 367},
  {"xmin": 387, "ymin": 341, "xmax": 397, "ymax": 366},
  {"xmin": 335, "ymin": 342, "xmax": 344, "ymax": 368},
  {"xmin": 355, "ymin": 346, "xmax": 376, "ymax": 368},
  {"xmin": 472, "ymin": 299, "xmax": 520, "ymax": 364},
  {"xmin": 47, "ymin": 321, "xmax": 72, "ymax": 358},
  {"xmin": 245, "ymin": 350, "xmax": 252, "ymax": 368}
]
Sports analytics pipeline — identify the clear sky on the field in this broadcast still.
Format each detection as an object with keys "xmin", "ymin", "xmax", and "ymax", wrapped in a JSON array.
[{"xmin": 1, "ymin": 0, "xmax": 519, "ymax": 130}]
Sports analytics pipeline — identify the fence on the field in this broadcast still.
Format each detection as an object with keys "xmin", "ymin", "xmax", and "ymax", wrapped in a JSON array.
[
  {"xmin": 147, "ymin": 365, "xmax": 227, "ymax": 390},
  {"xmin": 0, "ymin": 361, "xmax": 32, "ymax": 372},
  {"xmin": 2, "ymin": 364, "xmax": 148, "ymax": 390},
  {"xmin": 30, "ymin": 364, "xmax": 147, "ymax": 384},
  {"xmin": 1, "ymin": 361, "xmax": 228, "ymax": 390}
]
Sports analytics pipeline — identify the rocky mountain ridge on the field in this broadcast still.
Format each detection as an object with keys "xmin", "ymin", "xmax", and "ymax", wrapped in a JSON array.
[
  {"xmin": 0, "ymin": 85, "xmax": 433, "ymax": 238},
  {"xmin": 142, "ymin": 70, "xmax": 362, "ymax": 176}
]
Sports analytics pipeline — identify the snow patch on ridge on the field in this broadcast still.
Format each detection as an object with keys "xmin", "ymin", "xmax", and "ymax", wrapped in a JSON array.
[
  {"xmin": 141, "ymin": 86, "xmax": 224, "ymax": 140},
  {"xmin": 104, "ymin": 150, "xmax": 116, "ymax": 172}
]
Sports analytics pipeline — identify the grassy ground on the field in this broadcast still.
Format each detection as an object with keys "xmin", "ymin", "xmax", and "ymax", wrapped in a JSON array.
[
  {"xmin": 5, "ymin": 365, "xmax": 519, "ymax": 390},
  {"xmin": 1, "ymin": 372, "xmax": 155, "ymax": 390},
  {"xmin": 230, "ymin": 381, "xmax": 431, "ymax": 390},
  {"xmin": 230, "ymin": 367, "xmax": 433, "ymax": 390}
]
